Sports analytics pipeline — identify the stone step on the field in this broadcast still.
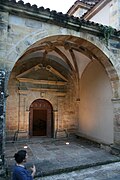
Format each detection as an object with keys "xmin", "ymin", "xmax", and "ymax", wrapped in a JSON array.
[
  {"xmin": 34, "ymin": 159, "xmax": 120, "ymax": 178},
  {"xmin": 110, "ymin": 145, "xmax": 120, "ymax": 156},
  {"xmin": 5, "ymin": 156, "xmax": 120, "ymax": 179}
]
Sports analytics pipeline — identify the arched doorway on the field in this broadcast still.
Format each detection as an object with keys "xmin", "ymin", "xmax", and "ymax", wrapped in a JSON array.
[{"xmin": 29, "ymin": 99, "xmax": 53, "ymax": 137}]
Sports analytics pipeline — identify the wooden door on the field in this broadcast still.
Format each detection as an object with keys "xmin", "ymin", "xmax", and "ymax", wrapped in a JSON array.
[
  {"xmin": 33, "ymin": 109, "xmax": 47, "ymax": 136},
  {"xmin": 29, "ymin": 99, "xmax": 53, "ymax": 137}
]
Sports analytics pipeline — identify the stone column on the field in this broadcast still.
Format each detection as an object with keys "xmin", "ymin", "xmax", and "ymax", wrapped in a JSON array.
[
  {"xmin": 17, "ymin": 91, "xmax": 28, "ymax": 139},
  {"xmin": 55, "ymin": 96, "xmax": 68, "ymax": 138},
  {"xmin": 0, "ymin": 70, "xmax": 6, "ymax": 176},
  {"xmin": 19, "ymin": 94, "xmax": 26, "ymax": 131},
  {"xmin": 57, "ymin": 97, "xmax": 63, "ymax": 130},
  {"xmin": 25, "ymin": 111, "xmax": 30, "ymax": 134},
  {"xmin": 112, "ymin": 98, "xmax": 120, "ymax": 145},
  {"xmin": 53, "ymin": 110, "xmax": 58, "ymax": 138}
]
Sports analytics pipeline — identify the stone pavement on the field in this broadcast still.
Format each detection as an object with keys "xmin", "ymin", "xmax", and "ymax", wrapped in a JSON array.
[{"xmin": 4, "ymin": 136, "xmax": 120, "ymax": 179}]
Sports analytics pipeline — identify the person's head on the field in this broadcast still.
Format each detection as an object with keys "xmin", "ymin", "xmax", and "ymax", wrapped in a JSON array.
[{"xmin": 14, "ymin": 150, "xmax": 28, "ymax": 164}]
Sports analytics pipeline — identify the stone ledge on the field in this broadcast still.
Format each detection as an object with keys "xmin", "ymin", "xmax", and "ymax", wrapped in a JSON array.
[{"xmin": 35, "ymin": 159, "xmax": 120, "ymax": 178}]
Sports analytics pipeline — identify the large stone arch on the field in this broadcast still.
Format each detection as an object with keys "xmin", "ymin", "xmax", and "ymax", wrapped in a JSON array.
[
  {"xmin": 6, "ymin": 26, "xmax": 119, "ymax": 82},
  {"xmin": 5, "ymin": 28, "xmax": 120, "ymax": 145},
  {"xmin": 6, "ymin": 29, "xmax": 119, "ymax": 100},
  {"xmin": 7, "ymin": 27, "xmax": 118, "ymax": 75}
]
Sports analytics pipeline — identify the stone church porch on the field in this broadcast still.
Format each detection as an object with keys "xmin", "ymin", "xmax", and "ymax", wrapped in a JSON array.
[{"xmin": 0, "ymin": 0, "xmax": 120, "ymax": 176}]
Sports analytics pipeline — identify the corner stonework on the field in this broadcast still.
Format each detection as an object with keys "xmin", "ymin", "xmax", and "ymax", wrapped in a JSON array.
[
  {"xmin": 112, "ymin": 98, "xmax": 120, "ymax": 145},
  {"xmin": 0, "ymin": 70, "xmax": 6, "ymax": 177}
]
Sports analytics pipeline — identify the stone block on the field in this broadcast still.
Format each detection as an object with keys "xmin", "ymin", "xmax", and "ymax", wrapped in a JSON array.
[{"xmin": 114, "ymin": 132, "xmax": 120, "ymax": 144}]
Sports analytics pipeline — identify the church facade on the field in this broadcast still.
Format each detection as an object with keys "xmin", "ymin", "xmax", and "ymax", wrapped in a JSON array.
[{"xmin": 0, "ymin": 0, "xmax": 120, "ymax": 170}]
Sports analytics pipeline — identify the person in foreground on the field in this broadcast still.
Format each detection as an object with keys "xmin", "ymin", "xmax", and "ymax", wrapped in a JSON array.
[{"xmin": 12, "ymin": 150, "xmax": 36, "ymax": 180}]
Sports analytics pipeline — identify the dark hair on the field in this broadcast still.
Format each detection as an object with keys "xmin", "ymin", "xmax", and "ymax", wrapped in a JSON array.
[{"xmin": 14, "ymin": 150, "xmax": 27, "ymax": 163}]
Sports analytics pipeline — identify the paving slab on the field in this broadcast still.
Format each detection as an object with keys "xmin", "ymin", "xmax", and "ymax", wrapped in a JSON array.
[{"xmin": 4, "ymin": 137, "xmax": 120, "ymax": 179}]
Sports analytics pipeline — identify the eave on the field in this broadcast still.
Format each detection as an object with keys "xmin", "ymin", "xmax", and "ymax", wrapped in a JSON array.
[{"xmin": 0, "ymin": 0, "xmax": 119, "ymax": 39}]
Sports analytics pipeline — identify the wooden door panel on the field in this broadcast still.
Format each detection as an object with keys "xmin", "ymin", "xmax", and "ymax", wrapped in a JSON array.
[
  {"xmin": 33, "ymin": 109, "xmax": 47, "ymax": 136},
  {"xmin": 29, "ymin": 99, "xmax": 53, "ymax": 137}
]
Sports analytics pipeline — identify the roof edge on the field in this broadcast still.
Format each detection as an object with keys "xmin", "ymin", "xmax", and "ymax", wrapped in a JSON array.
[
  {"xmin": 67, "ymin": 0, "xmax": 91, "ymax": 16},
  {"xmin": 0, "ymin": 0, "xmax": 119, "ymax": 40},
  {"xmin": 83, "ymin": 0, "xmax": 112, "ymax": 20}
]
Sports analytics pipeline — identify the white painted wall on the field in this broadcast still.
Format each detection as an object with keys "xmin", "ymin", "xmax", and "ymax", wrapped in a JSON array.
[
  {"xmin": 110, "ymin": 0, "xmax": 120, "ymax": 29},
  {"xmin": 74, "ymin": 8, "xmax": 87, "ymax": 18},
  {"xmin": 90, "ymin": 3, "xmax": 110, "ymax": 26},
  {"xmin": 79, "ymin": 60, "xmax": 114, "ymax": 144}
]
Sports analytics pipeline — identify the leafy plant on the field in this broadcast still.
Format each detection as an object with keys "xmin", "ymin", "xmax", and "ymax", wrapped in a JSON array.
[{"xmin": 99, "ymin": 26, "xmax": 115, "ymax": 45}]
